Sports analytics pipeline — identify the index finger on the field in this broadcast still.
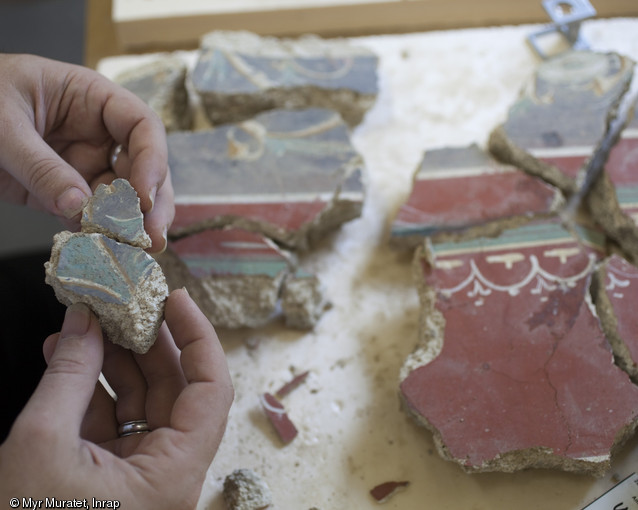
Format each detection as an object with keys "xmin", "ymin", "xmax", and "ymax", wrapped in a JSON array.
[
  {"xmin": 100, "ymin": 84, "xmax": 168, "ymax": 211},
  {"xmin": 165, "ymin": 289, "xmax": 234, "ymax": 452},
  {"xmin": 100, "ymin": 83, "xmax": 173, "ymax": 250}
]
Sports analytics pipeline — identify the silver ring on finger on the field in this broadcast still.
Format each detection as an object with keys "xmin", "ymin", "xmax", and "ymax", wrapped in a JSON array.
[{"xmin": 118, "ymin": 419, "xmax": 150, "ymax": 437}]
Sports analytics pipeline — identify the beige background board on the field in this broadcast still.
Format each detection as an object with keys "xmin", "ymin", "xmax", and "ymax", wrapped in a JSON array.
[
  {"xmin": 111, "ymin": 0, "xmax": 638, "ymax": 50},
  {"xmin": 99, "ymin": 18, "xmax": 638, "ymax": 510}
]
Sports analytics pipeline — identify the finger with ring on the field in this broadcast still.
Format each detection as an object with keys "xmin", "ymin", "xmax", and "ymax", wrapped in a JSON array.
[{"xmin": 118, "ymin": 419, "xmax": 150, "ymax": 437}]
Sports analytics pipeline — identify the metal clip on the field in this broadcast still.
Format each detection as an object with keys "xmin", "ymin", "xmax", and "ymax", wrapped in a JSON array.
[{"xmin": 527, "ymin": 0, "xmax": 597, "ymax": 59}]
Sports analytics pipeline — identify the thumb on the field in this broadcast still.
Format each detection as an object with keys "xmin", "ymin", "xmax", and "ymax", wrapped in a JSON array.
[{"xmin": 17, "ymin": 303, "xmax": 104, "ymax": 438}]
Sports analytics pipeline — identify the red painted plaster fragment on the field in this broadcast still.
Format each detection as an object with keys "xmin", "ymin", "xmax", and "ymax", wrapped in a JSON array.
[
  {"xmin": 401, "ymin": 221, "xmax": 638, "ymax": 475},
  {"xmin": 370, "ymin": 481, "xmax": 410, "ymax": 503},
  {"xmin": 275, "ymin": 371, "xmax": 310, "ymax": 399},
  {"xmin": 261, "ymin": 392, "xmax": 298, "ymax": 444}
]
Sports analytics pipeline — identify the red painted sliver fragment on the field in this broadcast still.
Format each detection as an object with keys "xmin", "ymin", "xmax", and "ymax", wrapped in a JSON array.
[
  {"xmin": 261, "ymin": 392, "xmax": 298, "ymax": 444},
  {"xmin": 370, "ymin": 481, "xmax": 410, "ymax": 503},
  {"xmin": 275, "ymin": 371, "xmax": 310, "ymax": 399}
]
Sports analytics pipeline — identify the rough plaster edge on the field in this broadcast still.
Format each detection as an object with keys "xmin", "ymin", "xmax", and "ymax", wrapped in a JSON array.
[
  {"xmin": 198, "ymin": 87, "xmax": 377, "ymax": 128},
  {"xmin": 586, "ymin": 170, "xmax": 638, "ymax": 266},
  {"xmin": 398, "ymin": 241, "xmax": 445, "ymax": 381},
  {"xmin": 401, "ymin": 394, "xmax": 616, "ymax": 477},
  {"xmin": 591, "ymin": 258, "xmax": 638, "ymax": 382},
  {"xmin": 200, "ymin": 272, "xmax": 287, "ymax": 329},
  {"xmin": 488, "ymin": 126, "xmax": 578, "ymax": 195},
  {"xmin": 157, "ymin": 244, "xmax": 288, "ymax": 329},
  {"xmin": 280, "ymin": 273, "xmax": 329, "ymax": 329}
]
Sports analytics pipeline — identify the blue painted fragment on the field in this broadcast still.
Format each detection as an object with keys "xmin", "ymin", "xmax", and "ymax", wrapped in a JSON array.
[{"xmin": 55, "ymin": 234, "xmax": 156, "ymax": 305}]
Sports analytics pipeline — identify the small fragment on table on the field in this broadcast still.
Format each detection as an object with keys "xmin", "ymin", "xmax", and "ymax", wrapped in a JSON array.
[
  {"xmin": 191, "ymin": 30, "xmax": 379, "ymax": 127},
  {"xmin": 223, "ymin": 468, "xmax": 273, "ymax": 510},
  {"xmin": 45, "ymin": 179, "xmax": 168, "ymax": 354},
  {"xmin": 275, "ymin": 370, "xmax": 310, "ymax": 399},
  {"xmin": 260, "ymin": 392, "xmax": 298, "ymax": 444},
  {"xmin": 369, "ymin": 481, "xmax": 410, "ymax": 504}
]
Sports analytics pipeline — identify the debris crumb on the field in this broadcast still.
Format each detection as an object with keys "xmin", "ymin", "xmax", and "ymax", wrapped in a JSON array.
[{"xmin": 223, "ymin": 468, "xmax": 272, "ymax": 510}]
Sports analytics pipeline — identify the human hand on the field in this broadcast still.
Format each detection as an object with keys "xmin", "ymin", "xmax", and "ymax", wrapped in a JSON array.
[
  {"xmin": 0, "ymin": 289, "xmax": 233, "ymax": 509},
  {"xmin": 0, "ymin": 53, "xmax": 174, "ymax": 252}
]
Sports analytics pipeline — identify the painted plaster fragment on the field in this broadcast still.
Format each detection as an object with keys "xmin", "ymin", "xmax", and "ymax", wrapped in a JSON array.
[
  {"xmin": 159, "ymin": 228, "xmax": 328, "ymax": 329},
  {"xmin": 223, "ymin": 468, "xmax": 273, "ymax": 510},
  {"xmin": 158, "ymin": 228, "xmax": 290, "ymax": 329},
  {"xmin": 81, "ymin": 178, "xmax": 151, "ymax": 249},
  {"xmin": 400, "ymin": 221, "xmax": 638, "ymax": 476},
  {"xmin": 390, "ymin": 144, "xmax": 561, "ymax": 248},
  {"xmin": 167, "ymin": 108, "xmax": 365, "ymax": 250},
  {"xmin": 46, "ymin": 178, "xmax": 168, "ymax": 353},
  {"xmin": 115, "ymin": 56, "xmax": 192, "ymax": 131},
  {"xmin": 369, "ymin": 481, "xmax": 410, "ymax": 503},
  {"xmin": 489, "ymin": 50, "xmax": 635, "ymax": 194},
  {"xmin": 45, "ymin": 232, "xmax": 167, "ymax": 354},
  {"xmin": 260, "ymin": 392, "xmax": 298, "ymax": 444},
  {"xmin": 192, "ymin": 30, "xmax": 378, "ymax": 127}
]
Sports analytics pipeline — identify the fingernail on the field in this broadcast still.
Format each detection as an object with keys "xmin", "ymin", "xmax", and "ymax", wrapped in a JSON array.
[
  {"xmin": 158, "ymin": 225, "xmax": 168, "ymax": 254},
  {"xmin": 148, "ymin": 186, "xmax": 157, "ymax": 211},
  {"xmin": 181, "ymin": 286, "xmax": 190, "ymax": 296},
  {"xmin": 56, "ymin": 187, "xmax": 89, "ymax": 219},
  {"xmin": 61, "ymin": 303, "xmax": 91, "ymax": 338}
]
